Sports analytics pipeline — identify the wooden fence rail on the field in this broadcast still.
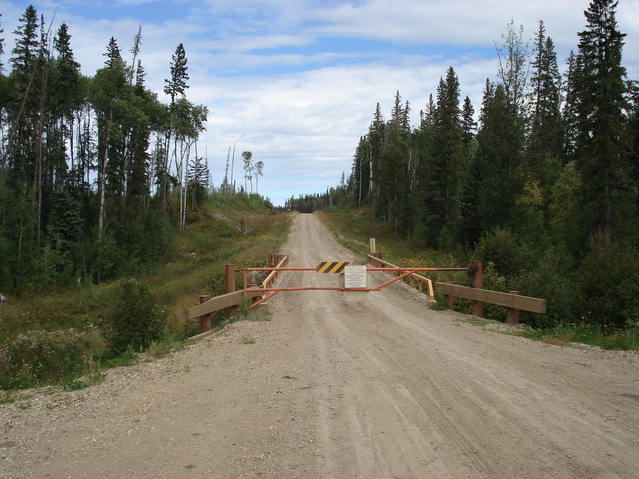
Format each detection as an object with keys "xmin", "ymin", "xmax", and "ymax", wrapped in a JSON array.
[
  {"xmin": 186, "ymin": 254, "xmax": 290, "ymax": 333},
  {"xmin": 185, "ymin": 290, "xmax": 262, "ymax": 322},
  {"xmin": 261, "ymin": 254, "xmax": 289, "ymax": 290},
  {"xmin": 367, "ymin": 253, "xmax": 546, "ymax": 323},
  {"xmin": 434, "ymin": 283, "xmax": 547, "ymax": 315}
]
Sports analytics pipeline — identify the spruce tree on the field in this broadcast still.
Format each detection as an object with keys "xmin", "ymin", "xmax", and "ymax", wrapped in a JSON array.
[
  {"xmin": 574, "ymin": 0, "xmax": 633, "ymax": 239},
  {"xmin": 368, "ymin": 103, "xmax": 385, "ymax": 218},
  {"xmin": 475, "ymin": 81, "xmax": 523, "ymax": 232},
  {"xmin": 562, "ymin": 51, "xmax": 581, "ymax": 163},
  {"xmin": 421, "ymin": 67, "xmax": 464, "ymax": 248},
  {"xmin": 8, "ymin": 5, "xmax": 41, "ymax": 186},
  {"xmin": 528, "ymin": 21, "xmax": 563, "ymax": 178},
  {"xmin": 164, "ymin": 43, "xmax": 189, "ymax": 104}
]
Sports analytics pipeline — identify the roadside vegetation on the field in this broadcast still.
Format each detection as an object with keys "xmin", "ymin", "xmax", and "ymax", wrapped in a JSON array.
[
  {"xmin": 318, "ymin": 208, "xmax": 639, "ymax": 352},
  {"xmin": 296, "ymin": 2, "xmax": 639, "ymax": 353},
  {"xmin": 0, "ymin": 193, "xmax": 291, "ymax": 390}
]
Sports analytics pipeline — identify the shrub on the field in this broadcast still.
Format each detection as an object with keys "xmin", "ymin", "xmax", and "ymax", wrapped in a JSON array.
[
  {"xmin": 0, "ymin": 329, "xmax": 84, "ymax": 389},
  {"xmin": 578, "ymin": 233, "xmax": 639, "ymax": 332},
  {"xmin": 474, "ymin": 228, "xmax": 536, "ymax": 277},
  {"xmin": 512, "ymin": 246, "xmax": 578, "ymax": 329},
  {"xmin": 102, "ymin": 279, "xmax": 168, "ymax": 353}
]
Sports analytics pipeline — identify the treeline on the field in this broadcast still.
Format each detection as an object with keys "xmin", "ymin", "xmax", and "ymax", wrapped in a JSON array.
[
  {"xmin": 285, "ymin": 175, "xmax": 348, "ymax": 213},
  {"xmin": 0, "ymin": 6, "xmax": 210, "ymax": 292},
  {"xmin": 342, "ymin": 1, "xmax": 639, "ymax": 330}
]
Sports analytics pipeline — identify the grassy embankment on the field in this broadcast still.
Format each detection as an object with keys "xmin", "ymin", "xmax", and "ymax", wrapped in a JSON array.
[
  {"xmin": 0, "ymin": 193, "xmax": 292, "ymax": 391},
  {"xmin": 317, "ymin": 207, "xmax": 639, "ymax": 351}
]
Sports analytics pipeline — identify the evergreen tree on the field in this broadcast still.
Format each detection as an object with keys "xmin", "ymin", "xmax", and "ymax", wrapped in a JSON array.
[
  {"xmin": 378, "ymin": 91, "xmax": 411, "ymax": 233},
  {"xmin": 164, "ymin": 43, "xmax": 189, "ymax": 104},
  {"xmin": 413, "ymin": 94, "xmax": 436, "ymax": 244},
  {"xmin": 129, "ymin": 26, "xmax": 142, "ymax": 85},
  {"xmin": 528, "ymin": 21, "xmax": 563, "ymax": 178},
  {"xmin": 103, "ymin": 37, "xmax": 122, "ymax": 68},
  {"xmin": 458, "ymin": 96, "xmax": 480, "ymax": 247},
  {"xmin": 368, "ymin": 103, "xmax": 385, "ymax": 217},
  {"xmin": 475, "ymin": 81, "xmax": 524, "ymax": 231},
  {"xmin": 351, "ymin": 136, "xmax": 371, "ymax": 206},
  {"xmin": 7, "ymin": 5, "xmax": 41, "ymax": 186},
  {"xmin": 461, "ymin": 96, "xmax": 477, "ymax": 148},
  {"xmin": 90, "ymin": 37, "xmax": 129, "ymax": 241},
  {"xmin": 0, "ymin": 13, "xmax": 4, "ymax": 73},
  {"xmin": 0, "ymin": 14, "xmax": 6, "ymax": 170},
  {"xmin": 187, "ymin": 155, "xmax": 209, "ymax": 210},
  {"xmin": 420, "ymin": 67, "xmax": 464, "ymax": 248},
  {"xmin": 255, "ymin": 160, "xmax": 264, "ymax": 194},
  {"xmin": 574, "ymin": 0, "xmax": 633, "ymax": 239},
  {"xmin": 562, "ymin": 50, "xmax": 581, "ymax": 163}
]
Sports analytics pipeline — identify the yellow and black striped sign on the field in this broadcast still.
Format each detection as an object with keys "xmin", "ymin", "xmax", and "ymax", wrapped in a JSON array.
[{"xmin": 316, "ymin": 261, "xmax": 350, "ymax": 273}]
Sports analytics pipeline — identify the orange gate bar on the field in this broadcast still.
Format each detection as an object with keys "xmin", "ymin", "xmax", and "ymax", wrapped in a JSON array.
[{"xmin": 242, "ymin": 266, "xmax": 470, "ymax": 308}]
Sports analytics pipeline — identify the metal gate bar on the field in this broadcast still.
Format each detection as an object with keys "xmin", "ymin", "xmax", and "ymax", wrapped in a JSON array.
[{"xmin": 244, "ymin": 266, "xmax": 469, "ymax": 308}]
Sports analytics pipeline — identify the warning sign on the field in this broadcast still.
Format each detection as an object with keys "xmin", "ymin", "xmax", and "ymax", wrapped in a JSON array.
[
  {"xmin": 316, "ymin": 261, "xmax": 349, "ymax": 273},
  {"xmin": 344, "ymin": 265, "xmax": 367, "ymax": 289}
]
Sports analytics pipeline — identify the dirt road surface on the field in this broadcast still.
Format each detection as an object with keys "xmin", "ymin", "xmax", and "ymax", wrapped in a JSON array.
[{"xmin": 2, "ymin": 213, "xmax": 639, "ymax": 478}]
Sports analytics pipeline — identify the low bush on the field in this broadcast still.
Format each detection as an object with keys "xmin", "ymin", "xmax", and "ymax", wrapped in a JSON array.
[
  {"xmin": 512, "ymin": 246, "xmax": 578, "ymax": 329},
  {"xmin": 0, "ymin": 329, "xmax": 85, "ymax": 389},
  {"xmin": 102, "ymin": 279, "xmax": 168, "ymax": 353},
  {"xmin": 578, "ymin": 233, "xmax": 639, "ymax": 332},
  {"xmin": 474, "ymin": 228, "xmax": 536, "ymax": 278}
]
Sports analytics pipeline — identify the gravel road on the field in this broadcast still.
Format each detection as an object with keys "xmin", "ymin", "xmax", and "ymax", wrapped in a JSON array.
[{"xmin": 2, "ymin": 212, "xmax": 639, "ymax": 478}]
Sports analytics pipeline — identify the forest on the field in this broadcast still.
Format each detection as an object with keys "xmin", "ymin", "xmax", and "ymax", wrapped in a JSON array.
[
  {"xmin": 0, "ymin": 6, "xmax": 213, "ymax": 292},
  {"xmin": 291, "ymin": 0, "xmax": 639, "ymax": 333},
  {"xmin": 2, "ymin": 0, "xmax": 639, "ymax": 336}
]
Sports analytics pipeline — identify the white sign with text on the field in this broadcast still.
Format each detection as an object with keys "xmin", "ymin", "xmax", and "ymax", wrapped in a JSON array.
[{"xmin": 344, "ymin": 265, "xmax": 367, "ymax": 289}]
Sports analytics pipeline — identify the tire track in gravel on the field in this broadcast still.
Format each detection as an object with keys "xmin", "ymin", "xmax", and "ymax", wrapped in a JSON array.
[
  {"xmin": 312, "ymin": 293, "xmax": 498, "ymax": 478},
  {"xmin": 276, "ymin": 213, "xmax": 639, "ymax": 478}
]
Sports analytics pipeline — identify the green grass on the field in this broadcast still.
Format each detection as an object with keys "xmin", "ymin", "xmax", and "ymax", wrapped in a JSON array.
[
  {"xmin": 521, "ymin": 324, "xmax": 639, "ymax": 351},
  {"xmin": 0, "ymin": 194, "xmax": 292, "ymax": 390}
]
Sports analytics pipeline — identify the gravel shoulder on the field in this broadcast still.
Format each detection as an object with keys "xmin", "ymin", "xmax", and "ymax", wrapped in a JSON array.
[{"xmin": 2, "ymin": 213, "xmax": 639, "ymax": 478}]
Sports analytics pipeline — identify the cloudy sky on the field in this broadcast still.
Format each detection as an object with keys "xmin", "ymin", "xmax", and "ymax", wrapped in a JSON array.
[{"xmin": 2, "ymin": 0, "xmax": 639, "ymax": 206}]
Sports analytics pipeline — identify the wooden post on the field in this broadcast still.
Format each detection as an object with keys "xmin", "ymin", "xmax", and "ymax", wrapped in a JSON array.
[
  {"xmin": 508, "ymin": 291, "xmax": 520, "ymax": 324},
  {"xmin": 472, "ymin": 260, "xmax": 484, "ymax": 318},
  {"xmin": 370, "ymin": 238, "xmax": 376, "ymax": 254},
  {"xmin": 225, "ymin": 264, "xmax": 236, "ymax": 318},
  {"xmin": 445, "ymin": 282, "xmax": 456, "ymax": 311},
  {"xmin": 199, "ymin": 295, "xmax": 212, "ymax": 332}
]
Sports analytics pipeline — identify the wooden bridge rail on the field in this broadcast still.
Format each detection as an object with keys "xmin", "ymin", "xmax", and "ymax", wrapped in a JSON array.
[
  {"xmin": 186, "ymin": 254, "xmax": 290, "ymax": 333},
  {"xmin": 367, "ymin": 253, "xmax": 546, "ymax": 323}
]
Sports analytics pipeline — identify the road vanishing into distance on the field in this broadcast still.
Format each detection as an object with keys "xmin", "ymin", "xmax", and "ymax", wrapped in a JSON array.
[{"xmin": 2, "ymin": 213, "xmax": 639, "ymax": 478}]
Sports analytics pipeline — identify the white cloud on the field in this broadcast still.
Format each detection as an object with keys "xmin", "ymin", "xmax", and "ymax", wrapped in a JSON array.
[{"xmin": 2, "ymin": 0, "xmax": 639, "ymax": 205}]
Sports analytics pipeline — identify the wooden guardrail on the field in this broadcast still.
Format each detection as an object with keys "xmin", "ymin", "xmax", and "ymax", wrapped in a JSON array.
[
  {"xmin": 185, "ymin": 290, "xmax": 263, "ymax": 322},
  {"xmin": 434, "ymin": 283, "xmax": 547, "ymax": 321},
  {"xmin": 367, "ymin": 253, "xmax": 546, "ymax": 323},
  {"xmin": 186, "ymin": 254, "xmax": 289, "ymax": 333},
  {"xmin": 261, "ymin": 254, "xmax": 289, "ymax": 290}
]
